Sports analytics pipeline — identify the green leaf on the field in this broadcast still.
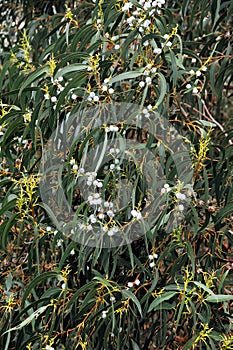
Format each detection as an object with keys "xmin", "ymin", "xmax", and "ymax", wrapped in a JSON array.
[
  {"xmin": 148, "ymin": 291, "xmax": 178, "ymax": 312},
  {"xmin": 170, "ymin": 50, "xmax": 178, "ymax": 88},
  {"xmin": 193, "ymin": 281, "xmax": 214, "ymax": 295},
  {"xmin": 21, "ymin": 271, "xmax": 60, "ymax": 306},
  {"xmin": 55, "ymin": 72, "xmax": 87, "ymax": 113},
  {"xmin": 0, "ymin": 198, "xmax": 17, "ymax": 217},
  {"xmin": 93, "ymin": 276, "xmax": 113, "ymax": 288},
  {"xmin": 67, "ymin": 281, "xmax": 96, "ymax": 308},
  {"xmin": 5, "ymin": 273, "xmax": 13, "ymax": 292},
  {"xmin": 210, "ymin": 60, "xmax": 219, "ymax": 96},
  {"xmin": 58, "ymin": 241, "xmax": 77, "ymax": 269},
  {"xmin": 218, "ymin": 270, "xmax": 230, "ymax": 293},
  {"xmin": 186, "ymin": 241, "xmax": 196, "ymax": 274},
  {"xmin": 0, "ymin": 59, "xmax": 11, "ymax": 91},
  {"xmin": 18, "ymin": 65, "xmax": 48, "ymax": 97},
  {"xmin": 205, "ymin": 294, "xmax": 233, "ymax": 303},
  {"xmin": 54, "ymin": 64, "xmax": 88, "ymax": 79},
  {"xmin": 131, "ymin": 339, "xmax": 141, "ymax": 350},
  {"xmin": 153, "ymin": 301, "xmax": 176, "ymax": 310},
  {"xmin": 1, "ymin": 214, "xmax": 18, "ymax": 252},
  {"xmin": 215, "ymin": 203, "xmax": 233, "ymax": 224},
  {"xmin": 78, "ymin": 289, "xmax": 97, "ymax": 315},
  {"xmin": 2, "ymin": 304, "xmax": 51, "ymax": 335},
  {"xmin": 39, "ymin": 203, "xmax": 62, "ymax": 230},
  {"xmin": 211, "ymin": 0, "xmax": 221, "ymax": 28},
  {"xmin": 110, "ymin": 69, "xmax": 144, "ymax": 84},
  {"xmin": 122, "ymin": 289, "xmax": 142, "ymax": 317},
  {"xmin": 183, "ymin": 335, "xmax": 199, "ymax": 350},
  {"xmin": 155, "ymin": 72, "xmax": 167, "ymax": 107}
]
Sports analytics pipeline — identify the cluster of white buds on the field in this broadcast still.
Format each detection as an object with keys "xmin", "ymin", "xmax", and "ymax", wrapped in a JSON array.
[
  {"xmin": 149, "ymin": 252, "xmax": 158, "ymax": 267},
  {"xmin": 87, "ymin": 91, "xmax": 99, "ymax": 102},
  {"xmin": 161, "ymin": 183, "xmax": 171, "ymax": 194},
  {"xmin": 105, "ymin": 125, "xmax": 119, "ymax": 132},
  {"xmin": 127, "ymin": 279, "xmax": 140, "ymax": 288},
  {"xmin": 131, "ymin": 209, "xmax": 142, "ymax": 220},
  {"xmin": 122, "ymin": 0, "xmax": 166, "ymax": 34}
]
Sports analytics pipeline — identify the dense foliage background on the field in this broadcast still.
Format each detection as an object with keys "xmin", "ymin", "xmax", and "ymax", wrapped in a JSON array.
[{"xmin": 0, "ymin": 0, "xmax": 233, "ymax": 349}]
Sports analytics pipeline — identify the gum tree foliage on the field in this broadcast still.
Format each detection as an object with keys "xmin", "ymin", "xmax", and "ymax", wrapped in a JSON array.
[{"xmin": 0, "ymin": 1, "xmax": 233, "ymax": 349}]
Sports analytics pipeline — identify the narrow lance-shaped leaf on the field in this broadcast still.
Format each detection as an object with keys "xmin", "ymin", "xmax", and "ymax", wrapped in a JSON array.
[
  {"xmin": 21, "ymin": 271, "xmax": 60, "ymax": 306},
  {"xmin": 110, "ymin": 69, "xmax": 144, "ymax": 84},
  {"xmin": 2, "ymin": 304, "xmax": 51, "ymax": 335},
  {"xmin": 122, "ymin": 289, "xmax": 142, "ymax": 317},
  {"xmin": 148, "ymin": 291, "xmax": 178, "ymax": 312},
  {"xmin": 18, "ymin": 65, "xmax": 49, "ymax": 97},
  {"xmin": 54, "ymin": 64, "xmax": 88, "ymax": 79},
  {"xmin": 205, "ymin": 294, "xmax": 233, "ymax": 303},
  {"xmin": 155, "ymin": 72, "xmax": 167, "ymax": 107}
]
